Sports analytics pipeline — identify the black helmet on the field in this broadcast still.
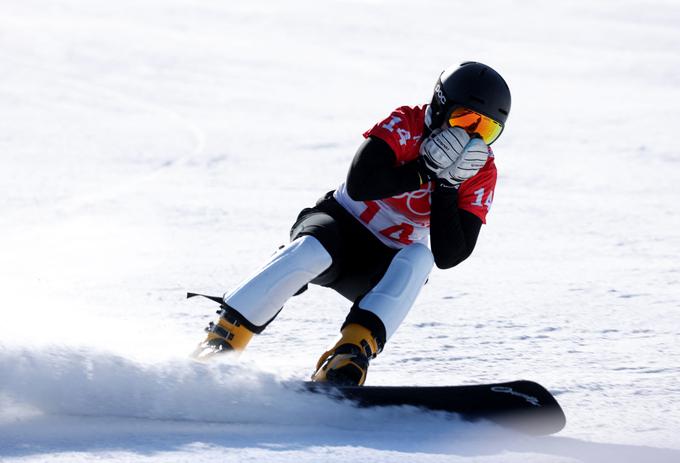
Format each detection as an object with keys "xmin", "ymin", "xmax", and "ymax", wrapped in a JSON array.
[{"xmin": 427, "ymin": 62, "xmax": 511, "ymax": 136}]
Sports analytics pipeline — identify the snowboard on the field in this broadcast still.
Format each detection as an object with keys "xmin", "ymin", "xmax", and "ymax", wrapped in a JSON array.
[{"xmin": 302, "ymin": 380, "xmax": 565, "ymax": 435}]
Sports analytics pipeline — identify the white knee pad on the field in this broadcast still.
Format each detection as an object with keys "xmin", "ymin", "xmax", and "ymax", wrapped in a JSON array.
[
  {"xmin": 224, "ymin": 236, "xmax": 332, "ymax": 327},
  {"xmin": 357, "ymin": 243, "xmax": 434, "ymax": 340}
]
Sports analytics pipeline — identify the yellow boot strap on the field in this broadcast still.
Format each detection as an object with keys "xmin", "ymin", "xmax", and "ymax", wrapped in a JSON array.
[
  {"xmin": 315, "ymin": 323, "xmax": 379, "ymax": 370},
  {"xmin": 206, "ymin": 316, "xmax": 254, "ymax": 351}
]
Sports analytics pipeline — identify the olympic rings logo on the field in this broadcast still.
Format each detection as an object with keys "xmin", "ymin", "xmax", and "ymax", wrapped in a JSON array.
[{"xmin": 389, "ymin": 186, "xmax": 432, "ymax": 217}]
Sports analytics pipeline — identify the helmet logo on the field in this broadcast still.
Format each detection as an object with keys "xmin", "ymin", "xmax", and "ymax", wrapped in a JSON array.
[{"xmin": 434, "ymin": 83, "xmax": 446, "ymax": 105}]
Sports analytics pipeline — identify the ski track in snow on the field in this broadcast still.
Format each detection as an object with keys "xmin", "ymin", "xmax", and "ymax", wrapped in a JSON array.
[
  {"xmin": 0, "ymin": 51, "xmax": 207, "ymax": 219},
  {"xmin": 1, "ymin": 0, "xmax": 680, "ymax": 461}
]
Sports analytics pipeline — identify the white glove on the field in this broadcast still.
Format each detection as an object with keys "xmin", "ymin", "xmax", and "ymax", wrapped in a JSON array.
[
  {"xmin": 439, "ymin": 138, "xmax": 489, "ymax": 187},
  {"xmin": 419, "ymin": 126, "xmax": 470, "ymax": 177}
]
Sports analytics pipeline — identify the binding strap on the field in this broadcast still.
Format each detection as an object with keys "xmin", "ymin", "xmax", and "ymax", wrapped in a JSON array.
[{"xmin": 186, "ymin": 292, "xmax": 271, "ymax": 334}]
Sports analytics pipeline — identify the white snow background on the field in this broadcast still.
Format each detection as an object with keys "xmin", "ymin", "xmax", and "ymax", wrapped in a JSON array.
[{"xmin": 1, "ymin": 0, "xmax": 679, "ymax": 461}]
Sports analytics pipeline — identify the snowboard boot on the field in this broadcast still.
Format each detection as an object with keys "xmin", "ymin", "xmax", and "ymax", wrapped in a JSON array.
[
  {"xmin": 311, "ymin": 323, "xmax": 382, "ymax": 386},
  {"xmin": 192, "ymin": 307, "xmax": 254, "ymax": 361}
]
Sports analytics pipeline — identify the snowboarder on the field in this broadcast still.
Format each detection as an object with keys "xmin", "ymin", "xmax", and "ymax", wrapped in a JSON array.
[{"xmin": 193, "ymin": 61, "xmax": 511, "ymax": 386}]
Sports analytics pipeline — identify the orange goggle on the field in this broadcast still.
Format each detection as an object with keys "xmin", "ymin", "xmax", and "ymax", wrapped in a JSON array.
[{"xmin": 448, "ymin": 107, "xmax": 503, "ymax": 145}]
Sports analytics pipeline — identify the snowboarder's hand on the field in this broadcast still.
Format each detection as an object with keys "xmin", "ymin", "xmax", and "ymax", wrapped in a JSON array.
[
  {"xmin": 439, "ymin": 138, "xmax": 489, "ymax": 187},
  {"xmin": 419, "ymin": 126, "xmax": 470, "ymax": 177}
]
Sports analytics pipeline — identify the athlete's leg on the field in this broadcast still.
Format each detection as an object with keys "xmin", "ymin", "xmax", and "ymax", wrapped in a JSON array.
[
  {"xmin": 193, "ymin": 193, "xmax": 351, "ymax": 360},
  {"xmin": 225, "ymin": 234, "xmax": 333, "ymax": 326},
  {"xmin": 313, "ymin": 243, "xmax": 434, "ymax": 385},
  {"xmin": 194, "ymin": 193, "xmax": 350, "ymax": 360},
  {"xmin": 193, "ymin": 235, "xmax": 333, "ymax": 359},
  {"xmin": 348, "ymin": 243, "xmax": 435, "ymax": 342}
]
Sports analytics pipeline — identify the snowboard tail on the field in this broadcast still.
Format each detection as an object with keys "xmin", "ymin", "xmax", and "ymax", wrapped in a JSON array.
[{"xmin": 303, "ymin": 380, "xmax": 565, "ymax": 435}]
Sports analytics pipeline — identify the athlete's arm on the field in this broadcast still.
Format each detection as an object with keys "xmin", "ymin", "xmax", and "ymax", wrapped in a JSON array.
[
  {"xmin": 430, "ymin": 186, "xmax": 482, "ymax": 269},
  {"xmin": 346, "ymin": 136, "xmax": 429, "ymax": 201}
]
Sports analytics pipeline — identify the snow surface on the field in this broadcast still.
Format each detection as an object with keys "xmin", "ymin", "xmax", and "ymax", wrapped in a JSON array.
[{"xmin": 1, "ymin": 0, "xmax": 680, "ymax": 461}]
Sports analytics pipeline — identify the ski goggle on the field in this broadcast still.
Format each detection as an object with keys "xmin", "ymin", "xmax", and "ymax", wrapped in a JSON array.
[{"xmin": 447, "ymin": 107, "xmax": 504, "ymax": 145}]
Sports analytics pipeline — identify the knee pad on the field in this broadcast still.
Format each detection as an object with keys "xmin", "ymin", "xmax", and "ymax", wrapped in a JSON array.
[
  {"xmin": 290, "ymin": 211, "xmax": 343, "ymax": 286},
  {"xmin": 356, "ymin": 243, "xmax": 434, "ymax": 340},
  {"xmin": 224, "ymin": 235, "xmax": 332, "ymax": 328}
]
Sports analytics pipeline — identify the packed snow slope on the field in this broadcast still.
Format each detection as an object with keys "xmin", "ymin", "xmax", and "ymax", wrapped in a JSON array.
[{"xmin": 1, "ymin": 0, "xmax": 680, "ymax": 462}]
